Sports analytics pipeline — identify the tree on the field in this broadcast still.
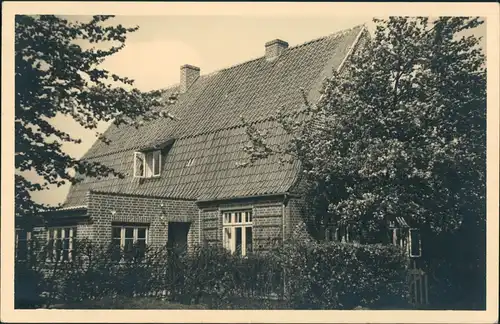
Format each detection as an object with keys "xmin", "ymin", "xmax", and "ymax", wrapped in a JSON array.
[
  {"xmin": 15, "ymin": 15, "xmax": 177, "ymax": 228},
  {"xmin": 243, "ymin": 17, "xmax": 486, "ymax": 308}
]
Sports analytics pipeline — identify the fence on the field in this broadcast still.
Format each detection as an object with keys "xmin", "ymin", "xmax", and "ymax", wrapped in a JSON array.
[{"xmin": 408, "ymin": 263, "xmax": 429, "ymax": 306}]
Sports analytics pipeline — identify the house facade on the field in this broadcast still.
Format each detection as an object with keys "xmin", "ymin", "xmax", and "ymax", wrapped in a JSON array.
[{"xmin": 25, "ymin": 25, "xmax": 372, "ymax": 261}]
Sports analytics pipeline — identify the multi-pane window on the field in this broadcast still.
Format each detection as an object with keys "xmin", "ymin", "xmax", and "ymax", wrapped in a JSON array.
[
  {"xmin": 15, "ymin": 230, "xmax": 31, "ymax": 261},
  {"xmin": 392, "ymin": 228, "xmax": 408, "ymax": 247},
  {"xmin": 325, "ymin": 223, "xmax": 354, "ymax": 243},
  {"xmin": 134, "ymin": 150, "xmax": 161, "ymax": 178},
  {"xmin": 223, "ymin": 211, "xmax": 253, "ymax": 256},
  {"xmin": 47, "ymin": 227, "xmax": 77, "ymax": 262},
  {"xmin": 112, "ymin": 225, "xmax": 148, "ymax": 261},
  {"xmin": 391, "ymin": 227, "xmax": 421, "ymax": 258}
]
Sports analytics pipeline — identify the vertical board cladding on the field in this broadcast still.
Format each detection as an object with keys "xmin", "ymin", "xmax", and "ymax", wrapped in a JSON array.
[
  {"xmin": 87, "ymin": 192, "xmax": 199, "ymax": 250},
  {"xmin": 198, "ymin": 197, "xmax": 285, "ymax": 252},
  {"xmin": 286, "ymin": 197, "xmax": 313, "ymax": 242}
]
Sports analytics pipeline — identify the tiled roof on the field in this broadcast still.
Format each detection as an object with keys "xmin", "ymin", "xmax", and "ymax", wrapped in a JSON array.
[{"xmin": 64, "ymin": 25, "xmax": 365, "ymax": 207}]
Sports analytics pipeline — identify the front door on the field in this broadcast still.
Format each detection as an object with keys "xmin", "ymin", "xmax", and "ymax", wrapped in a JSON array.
[{"xmin": 167, "ymin": 222, "xmax": 191, "ymax": 256}]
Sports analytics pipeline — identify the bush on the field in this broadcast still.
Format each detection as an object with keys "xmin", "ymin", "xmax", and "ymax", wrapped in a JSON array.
[
  {"xmin": 168, "ymin": 246, "xmax": 284, "ymax": 308},
  {"xmin": 277, "ymin": 240, "xmax": 410, "ymax": 309},
  {"xmin": 15, "ymin": 262, "xmax": 46, "ymax": 308},
  {"xmin": 16, "ymin": 238, "xmax": 410, "ymax": 309},
  {"xmin": 15, "ymin": 238, "xmax": 50, "ymax": 308}
]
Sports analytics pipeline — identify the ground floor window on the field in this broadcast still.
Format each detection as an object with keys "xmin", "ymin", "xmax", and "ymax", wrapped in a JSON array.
[
  {"xmin": 15, "ymin": 229, "xmax": 31, "ymax": 261},
  {"xmin": 390, "ymin": 226, "xmax": 422, "ymax": 258},
  {"xmin": 112, "ymin": 224, "xmax": 148, "ymax": 261},
  {"xmin": 47, "ymin": 227, "xmax": 77, "ymax": 262},
  {"xmin": 325, "ymin": 223, "xmax": 355, "ymax": 243},
  {"xmin": 223, "ymin": 210, "xmax": 253, "ymax": 256}
]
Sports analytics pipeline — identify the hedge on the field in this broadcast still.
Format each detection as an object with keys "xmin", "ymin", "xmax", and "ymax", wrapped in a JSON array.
[
  {"xmin": 277, "ymin": 240, "xmax": 410, "ymax": 309},
  {"xmin": 15, "ymin": 238, "xmax": 410, "ymax": 309}
]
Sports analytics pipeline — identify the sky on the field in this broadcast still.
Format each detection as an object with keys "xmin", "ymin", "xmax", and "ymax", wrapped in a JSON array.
[{"xmin": 25, "ymin": 15, "xmax": 487, "ymax": 206}]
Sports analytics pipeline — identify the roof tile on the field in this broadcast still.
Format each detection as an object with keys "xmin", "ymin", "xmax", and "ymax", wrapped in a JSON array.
[{"xmin": 64, "ymin": 26, "xmax": 363, "ymax": 206}]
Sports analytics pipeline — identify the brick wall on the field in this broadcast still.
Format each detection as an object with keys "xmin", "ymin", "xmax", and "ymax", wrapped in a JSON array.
[
  {"xmin": 87, "ymin": 192, "xmax": 199, "ymax": 249},
  {"xmin": 286, "ymin": 197, "xmax": 314, "ymax": 242},
  {"xmin": 200, "ymin": 208, "xmax": 220, "ymax": 247},
  {"xmin": 76, "ymin": 221, "xmax": 94, "ymax": 241},
  {"xmin": 31, "ymin": 227, "xmax": 47, "ymax": 241},
  {"xmin": 253, "ymin": 203, "xmax": 283, "ymax": 252},
  {"xmin": 28, "ymin": 193, "xmax": 313, "ymax": 257}
]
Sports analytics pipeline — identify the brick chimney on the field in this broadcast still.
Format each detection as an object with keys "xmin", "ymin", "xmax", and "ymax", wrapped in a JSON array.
[
  {"xmin": 265, "ymin": 39, "xmax": 288, "ymax": 61},
  {"xmin": 180, "ymin": 64, "xmax": 200, "ymax": 93}
]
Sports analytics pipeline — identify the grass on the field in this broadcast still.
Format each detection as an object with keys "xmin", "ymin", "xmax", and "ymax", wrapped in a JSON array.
[
  {"xmin": 52, "ymin": 295, "xmax": 419, "ymax": 310},
  {"xmin": 52, "ymin": 294, "xmax": 291, "ymax": 310},
  {"xmin": 53, "ymin": 296, "xmax": 208, "ymax": 309}
]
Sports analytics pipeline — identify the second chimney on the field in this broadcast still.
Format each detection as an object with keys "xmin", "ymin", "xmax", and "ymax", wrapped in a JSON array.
[
  {"xmin": 265, "ymin": 39, "xmax": 288, "ymax": 61},
  {"xmin": 180, "ymin": 64, "xmax": 200, "ymax": 93}
]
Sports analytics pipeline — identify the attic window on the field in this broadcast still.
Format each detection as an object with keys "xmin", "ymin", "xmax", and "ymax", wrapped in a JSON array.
[{"xmin": 134, "ymin": 150, "xmax": 161, "ymax": 178}]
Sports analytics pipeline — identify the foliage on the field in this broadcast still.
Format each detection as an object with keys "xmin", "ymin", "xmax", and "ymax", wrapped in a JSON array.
[
  {"xmin": 241, "ymin": 17, "xmax": 486, "ymax": 308},
  {"xmin": 15, "ymin": 15, "xmax": 177, "ymax": 227},
  {"xmin": 60, "ymin": 296, "xmax": 207, "ymax": 309},
  {"xmin": 277, "ymin": 240, "xmax": 410, "ymax": 309},
  {"xmin": 16, "ymin": 238, "xmax": 409, "ymax": 310},
  {"xmin": 14, "ymin": 238, "xmax": 49, "ymax": 308}
]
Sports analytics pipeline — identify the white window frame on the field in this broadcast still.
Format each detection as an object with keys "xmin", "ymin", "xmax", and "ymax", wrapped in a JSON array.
[
  {"xmin": 408, "ymin": 228, "xmax": 422, "ymax": 258},
  {"xmin": 222, "ymin": 210, "xmax": 253, "ymax": 256},
  {"xmin": 112, "ymin": 225, "xmax": 149, "ymax": 261},
  {"xmin": 134, "ymin": 150, "xmax": 161, "ymax": 178},
  {"xmin": 330, "ymin": 223, "xmax": 353, "ymax": 243},
  {"xmin": 47, "ymin": 227, "xmax": 77, "ymax": 262},
  {"xmin": 134, "ymin": 151, "xmax": 146, "ymax": 178},
  {"xmin": 152, "ymin": 150, "xmax": 162, "ymax": 176}
]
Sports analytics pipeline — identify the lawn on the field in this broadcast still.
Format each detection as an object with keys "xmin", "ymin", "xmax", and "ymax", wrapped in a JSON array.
[
  {"xmin": 52, "ymin": 295, "xmax": 290, "ymax": 309},
  {"xmin": 52, "ymin": 296, "xmax": 207, "ymax": 309}
]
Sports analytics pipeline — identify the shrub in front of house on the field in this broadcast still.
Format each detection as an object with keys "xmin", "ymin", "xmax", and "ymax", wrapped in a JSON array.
[
  {"xmin": 15, "ymin": 238, "xmax": 48, "ymax": 308},
  {"xmin": 16, "ymin": 238, "xmax": 409, "ymax": 309},
  {"xmin": 277, "ymin": 240, "xmax": 411, "ymax": 309},
  {"xmin": 163, "ymin": 246, "xmax": 284, "ymax": 308}
]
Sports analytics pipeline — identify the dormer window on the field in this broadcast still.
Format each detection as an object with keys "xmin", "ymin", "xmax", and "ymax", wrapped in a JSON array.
[{"xmin": 134, "ymin": 150, "xmax": 161, "ymax": 178}]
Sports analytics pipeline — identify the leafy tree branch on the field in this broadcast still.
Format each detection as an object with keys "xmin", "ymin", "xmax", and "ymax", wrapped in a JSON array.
[{"xmin": 15, "ymin": 15, "xmax": 177, "ymax": 225}]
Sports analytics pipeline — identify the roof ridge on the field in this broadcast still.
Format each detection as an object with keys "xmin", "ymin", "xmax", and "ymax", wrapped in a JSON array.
[
  {"xmin": 209, "ymin": 24, "xmax": 364, "ymax": 76},
  {"xmin": 156, "ymin": 25, "xmax": 363, "ymax": 93},
  {"xmin": 287, "ymin": 24, "xmax": 363, "ymax": 51}
]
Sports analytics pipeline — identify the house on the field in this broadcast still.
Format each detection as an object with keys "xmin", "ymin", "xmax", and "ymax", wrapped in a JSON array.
[{"xmin": 28, "ymin": 25, "xmax": 374, "ymax": 262}]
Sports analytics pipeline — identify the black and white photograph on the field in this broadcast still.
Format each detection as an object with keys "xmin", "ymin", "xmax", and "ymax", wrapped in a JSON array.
[{"xmin": 1, "ymin": 2, "xmax": 499, "ymax": 323}]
